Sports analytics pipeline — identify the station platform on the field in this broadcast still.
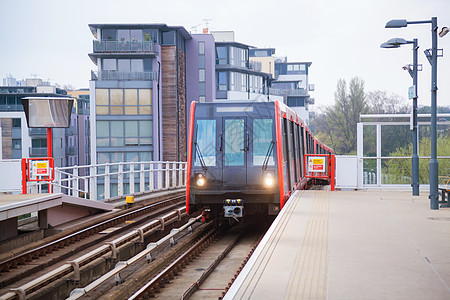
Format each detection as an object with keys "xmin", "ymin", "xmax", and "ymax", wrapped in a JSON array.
[
  {"xmin": 225, "ymin": 190, "xmax": 450, "ymax": 299},
  {"xmin": 0, "ymin": 193, "xmax": 113, "ymax": 241}
]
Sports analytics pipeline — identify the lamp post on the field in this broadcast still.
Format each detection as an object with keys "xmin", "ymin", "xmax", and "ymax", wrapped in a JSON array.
[
  {"xmin": 381, "ymin": 38, "xmax": 420, "ymax": 196},
  {"xmin": 385, "ymin": 17, "xmax": 448, "ymax": 209}
]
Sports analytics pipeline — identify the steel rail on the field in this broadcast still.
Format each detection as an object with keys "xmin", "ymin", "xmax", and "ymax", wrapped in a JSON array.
[
  {"xmin": 0, "ymin": 195, "xmax": 184, "ymax": 273},
  {"xmin": 0, "ymin": 203, "xmax": 186, "ymax": 300}
]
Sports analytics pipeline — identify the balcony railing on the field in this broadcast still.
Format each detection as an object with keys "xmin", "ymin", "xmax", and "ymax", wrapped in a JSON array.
[
  {"xmin": 91, "ymin": 70, "xmax": 157, "ymax": 81},
  {"xmin": 93, "ymin": 40, "xmax": 154, "ymax": 53},
  {"xmin": 269, "ymin": 88, "xmax": 308, "ymax": 96},
  {"xmin": 29, "ymin": 128, "xmax": 47, "ymax": 135},
  {"xmin": 29, "ymin": 147, "xmax": 47, "ymax": 157}
]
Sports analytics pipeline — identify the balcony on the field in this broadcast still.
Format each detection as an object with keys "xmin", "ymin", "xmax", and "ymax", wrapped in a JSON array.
[
  {"xmin": 29, "ymin": 128, "xmax": 47, "ymax": 136},
  {"xmin": 29, "ymin": 147, "xmax": 47, "ymax": 157},
  {"xmin": 66, "ymin": 146, "xmax": 77, "ymax": 156},
  {"xmin": 93, "ymin": 40, "xmax": 155, "ymax": 53},
  {"xmin": 91, "ymin": 70, "xmax": 157, "ymax": 81}
]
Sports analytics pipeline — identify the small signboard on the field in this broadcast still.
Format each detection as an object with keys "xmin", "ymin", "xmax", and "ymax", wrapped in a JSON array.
[
  {"xmin": 308, "ymin": 156, "xmax": 326, "ymax": 173},
  {"xmin": 30, "ymin": 160, "xmax": 50, "ymax": 177},
  {"xmin": 408, "ymin": 86, "xmax": 416, "ymax": 99}
]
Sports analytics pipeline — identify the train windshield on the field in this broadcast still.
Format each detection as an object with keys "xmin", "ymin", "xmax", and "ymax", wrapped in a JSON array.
[
  {"xmin": 195, "ymin": 119, "xmax": 216, "ymax": 166},
  {"xmin": 253, "ymin": 119, "xmax": 274, "ymax": 166},
  {"xmin": 224, "ymin": 119, "xmax": 245, "ymax": 166}
]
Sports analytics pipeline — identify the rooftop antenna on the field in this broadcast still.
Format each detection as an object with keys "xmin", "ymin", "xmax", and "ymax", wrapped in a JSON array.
[
  {"xmin": 190, "ymin": 23, "xmax": 202, "ymax": 33},
  {"xmin": 202, "ymin": 19, "xmax": 212, "ymax": 33}
]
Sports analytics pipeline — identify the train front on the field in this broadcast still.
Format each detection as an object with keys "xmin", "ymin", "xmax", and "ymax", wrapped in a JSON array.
[{"xmin": 186, "ymin": 101, "xmax": 280, "ymax": 221}]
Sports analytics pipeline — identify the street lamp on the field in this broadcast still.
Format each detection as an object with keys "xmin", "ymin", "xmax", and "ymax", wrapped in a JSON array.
[
  {"xmin": 385, "ymin": 17, "xmax": 448, "ymax": 209},
  {"xmin": 381, "ymin": 37, "xmax": 421, "ymax": 196}
]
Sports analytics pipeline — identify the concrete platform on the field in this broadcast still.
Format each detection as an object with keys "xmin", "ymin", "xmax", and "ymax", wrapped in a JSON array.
[
  {"xmin": 0, "ymin": 193, "xmax": 113, "ymax": 241},
  {"xmin": 225, "ymin": 190, "xmax": 450, "ymax": 299}
]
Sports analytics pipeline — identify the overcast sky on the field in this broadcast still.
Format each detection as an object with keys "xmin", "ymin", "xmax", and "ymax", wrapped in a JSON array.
[{"xmin": 1, "ymin": 0, "xmax": 450, "ymax": 109}]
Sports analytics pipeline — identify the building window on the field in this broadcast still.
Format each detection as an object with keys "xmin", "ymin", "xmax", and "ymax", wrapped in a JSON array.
[
  {"xmin": 12, "ymin": 118, "xmax": 21, "ymax": 128},
  {"xmin": 199, "ymin": 69, "xmax": 205, "ymax": 82},
  {"xmin": 216, "ymin": 46, "xmax": 227, "ymax": 65},
  {"xmin": 198, "ymin": 42, "xmax": 205, "ymax": 55},
  {"xmin": 199, "ymin": 96, "xmax": 206, "ymax": 103},
  {"xmin": 12, "ymin": 139, "xmax": 21, "ymax": 149},
  {"xmin": 96, "ymin": 88, "xmax": 152, "ymax": 116},
  {"xmin": 96, "ymin": 120, "xmax": 153, "ymax": 147},
  {"xmin": 218, "ymin": 72, "xmax": 227, "ymax": 91}
]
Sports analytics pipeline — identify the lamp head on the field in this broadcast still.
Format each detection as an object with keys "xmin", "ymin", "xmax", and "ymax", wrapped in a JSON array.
[
  {"xmin": 380, "ymin": 42, "xmax": 399, "ymax": 49},
  {"xmin": 439, "ymin": 27, "xmax": 449, "ymax": 37},
  {"xmin": 385, "ymin": 19, "xmax": 408, "ymax": 28}
]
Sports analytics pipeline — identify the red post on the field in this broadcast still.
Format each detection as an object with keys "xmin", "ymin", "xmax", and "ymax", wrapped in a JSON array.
[
  {"xmin": 47, "ymin": 128, "xmax": 53, "ymax": 192},
  {"xmin": 330, "ymin": 154, "xmax": 336, "ymax": 191},
  {"xmin": 47, "ymin": 128, "xmax": 52, "ymax": 158},
  {"xmin": 21, "ymin": 158, "xmax": 27, "ymax": 194}
]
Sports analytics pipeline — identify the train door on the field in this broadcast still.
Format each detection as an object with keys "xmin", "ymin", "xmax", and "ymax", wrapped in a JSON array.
[{"xmin": 222, "ymin": 117, "xmax": 248, "ymax": 187}]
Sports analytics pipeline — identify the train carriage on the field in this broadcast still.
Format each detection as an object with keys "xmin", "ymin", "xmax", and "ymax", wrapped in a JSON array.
[{"xmin": 186, "ymin": 100, "xmax": 333, "ymax": 221}]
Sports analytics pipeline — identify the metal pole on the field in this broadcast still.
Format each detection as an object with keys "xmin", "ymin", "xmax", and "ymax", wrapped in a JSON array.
[
  {"xmin": 411, "ymin": 39, "xmax": 419, "ymax": 196},
  {"xmin": 429, "ymin": 17, "xmax": 439, "ymax": 209}
]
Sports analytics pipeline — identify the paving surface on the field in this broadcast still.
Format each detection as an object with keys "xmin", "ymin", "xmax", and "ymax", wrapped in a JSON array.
[{"xmin": 226, "ymin": 190, "xmax": 450, "ymax": 300}]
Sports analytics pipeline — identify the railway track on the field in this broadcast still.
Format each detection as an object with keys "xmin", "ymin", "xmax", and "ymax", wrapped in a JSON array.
[
  {"xmin": 92, "ymin": 221, "xmax": 268, "ymax": 300},
  {"xmin": 0, "ymin": 195, "xmax": 196, "ymax": 300}
]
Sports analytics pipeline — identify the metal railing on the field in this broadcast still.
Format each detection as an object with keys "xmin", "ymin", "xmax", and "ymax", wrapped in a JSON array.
[
  {"xmin": 93, "ymin": 40, "xmax": 154, "ymax": 53},
  {"xmin": 27, "ymin": 161, "xmax": 187, "ymax": 201},
  {"xmin": 91, "ymin": 70, "xmax": 156, "ymax": 81}
]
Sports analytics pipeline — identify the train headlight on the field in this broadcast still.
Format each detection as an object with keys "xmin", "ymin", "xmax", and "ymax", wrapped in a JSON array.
[
  {"xmin": 195, "ymin": 173, "xmax": 206, "ymax": 187},
  {"xmin": 264, "ymin": 172, "xmax": 274, "ymax": 187}
]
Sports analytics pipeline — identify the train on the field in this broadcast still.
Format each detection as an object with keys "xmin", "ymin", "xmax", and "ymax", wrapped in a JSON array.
[{"xmin": 186, "ymin": 100, "xmax": 333, "ymax": 221}]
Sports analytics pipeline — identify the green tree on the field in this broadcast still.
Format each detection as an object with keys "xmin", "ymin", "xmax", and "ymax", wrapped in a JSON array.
[
  {"xmin": 324, "ymin": 77, "xmax": 368, "ymax": 154},
  {"xmin": 384, "ymin": 135, "xmax": 450, "ymax": 184}
]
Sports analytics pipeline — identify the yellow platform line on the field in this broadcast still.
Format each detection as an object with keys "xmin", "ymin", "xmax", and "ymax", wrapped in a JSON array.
[{"xmin": 286, "ymin": 190, "xmax": 330, "ymax": 299}]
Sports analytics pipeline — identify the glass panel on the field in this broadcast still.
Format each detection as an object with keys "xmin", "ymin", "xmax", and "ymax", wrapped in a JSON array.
[
  {"xmin": 98, "ymin": 153, "xmax": 110, "ymax": 165},
  {"xmin": 198, "ymin": 42, "xmax": 205, "ymax": 54},
  {"xmin": 381, "ymin": 125, "xmax": 411, "ymax": 157},
  {"xmin": 131, "ymin": 59, "xmax": 143, "ymax": 71},
  {"xmin": 198, "ymin": 55, "xmax": 205, "ymax": 68},
  {"xmin": 102, "ymin": 29, "xmax": 116, "ymax": 41},
  {"xmin": 363, "ymin": 125, "xmax": 376, "ymax": 157},
  {"xmin": 139, "ymin": 120, "xmax": 152, "ymax": 137},
  {"xmin": 130, "ymin": 29, "xmax": 142, "ymax": 41},
  {"xmin": 139, "ymin": 106, "xmax": 152, "ymax": 115},
  {"xmin": 125, "ymin": 121, "xmax": 138, "ymax": 136},
  {"xmin": 111, "ymin": 152, "xmax": 124, "ymax": 163},
  {"xmin": 195, "ymin": 120, "xmax": 216, "ymax": 166},
  {"xmin": 118, "ymin": 59, "xmax": 130, "ymax": 72},
  {"xmin": 110, "ymin": 106, "xmax": 123, "ymax": 115},
  {"xmin": 125, "ymin": 106, "xmax": 138, "ymax": 115},
  {"xmin": 139, "ymin": 89, "xmax": 151, "ymax": 105},
  {"xmin": 96, "ymin": 121, "xmax": 109, "ymax": 137},
  {"xmin": 126, "ymin": 152, "xmax": 139, "ymax": 162},
  {"xmin": 97, "ymin": 138, "xmax": 109, "ymax": 147},
  {"xmin": 111, "ymin": 138, "xmax": 124, "ymax": 146},
  {"xmin": 103, "ymin": 59, "xmax": 116, "ymax": 71},
  {"xmin": 96, "ymin": 89, "xmax": 109, "ymax": 105},
  {"xmin": 225, "ymin": 119, "xmax": 244, "ymax": 166},
  {"xmin": 125, "ymin": 137, "xmax": 138, "ymax": 146},
  {"xmin": 96, "ymin": 106, "xmax": 109, "ymax": 115},
  {"xmin": 125, "ymin": 89, "xmax": 138, "ymax": 105},
  {"xmin": 216, "ymin": 46, "xmax": 227, "ymax": 64},
  {"xmin": 111, "ymin": 121, "xmax": 123, "ymax": 136},
  {"xmin": 382, "ymin": 158, "xmax": 411, "ymax": 184},
  {"xmin": 253, "ymin": 119, "xmax": 274, "ymax": 166},
  {"xmin": 140, "ymin": 151, "xmax": 151, "ymax": 161},
  {"xmin": 110, "ymin": 89, "xmax": 123, "ymax": 105},
  {"xmin": 199, "ymin": 69, "xmax": 205, "ymax": 82},
  {"xmin": 140, "ymin": 137, "xmax": 152, "ymax": 145},
  {"xmin": 118, "ymin": 29, "xmax": 130, "ymax": 42},
  {"xmin": 363, "ymin": 159, "xmax": 377, "ymax": 184}
]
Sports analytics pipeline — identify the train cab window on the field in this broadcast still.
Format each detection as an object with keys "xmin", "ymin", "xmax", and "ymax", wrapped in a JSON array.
[
  {"xmin": 195, "ymin": 120, "xmax": 216, "ymax": 166},
  {"xmin": 252, "ymin": 119, "xmax": 274, "ymax": 166},
  {"xmin": 224, "ymin": 119, "xmax": 245, "ymax": 166}
]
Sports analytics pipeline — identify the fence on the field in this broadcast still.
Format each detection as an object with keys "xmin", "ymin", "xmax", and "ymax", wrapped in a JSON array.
[{"xmin": 27, "ymin": 161, "xmax": 187, "ymax": 201}]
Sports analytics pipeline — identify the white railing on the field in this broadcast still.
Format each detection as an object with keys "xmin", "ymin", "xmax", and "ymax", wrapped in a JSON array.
[{"xmin": 27, "ymin": 161, "xmax": 187, "ymax": 201}]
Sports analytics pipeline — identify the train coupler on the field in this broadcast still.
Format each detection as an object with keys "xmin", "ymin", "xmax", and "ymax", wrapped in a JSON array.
[{"xmin": 223, "ymin": 199, "xmax": 244, "ymax": 221}]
